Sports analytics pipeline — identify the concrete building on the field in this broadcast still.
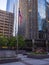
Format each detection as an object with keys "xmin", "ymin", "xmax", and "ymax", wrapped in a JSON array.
[
  {"xmin": 19, "ymin": 0, "xmax": 38, "ymax": 40},
  {"xmin": 0, "ymin": 10, "xmax": 14, "ymax": 37},
  {"xmin": 19, "ymin": 0, "xmax": 27, "ymax": 38}
]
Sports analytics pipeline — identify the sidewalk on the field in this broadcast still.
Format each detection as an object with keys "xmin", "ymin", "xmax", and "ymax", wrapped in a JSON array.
[{"xmin": 1, "ymin": 54, "xmax": 49, "ymax": 65}]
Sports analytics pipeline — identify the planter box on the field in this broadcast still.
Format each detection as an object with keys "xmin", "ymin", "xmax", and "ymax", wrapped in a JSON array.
[
  {"xmin": 0, "ymin": 50, "xmax": 21, "ymax": 64},
  {"xmin": 27, "ymin": 54, "xmax": 49, "ymax": 59},
  {"xmin": 0, "ymin": 57, "xmax": 21, "ymax": 64},
  {"xmin": 16, "ymin": 50, "xmax": 26, "ymax": 54}
]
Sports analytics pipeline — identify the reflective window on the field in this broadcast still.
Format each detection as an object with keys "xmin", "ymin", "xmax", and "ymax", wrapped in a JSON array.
[{"xmin": 38, "ymin": 0, "xmax": 46, "ymax": 31}]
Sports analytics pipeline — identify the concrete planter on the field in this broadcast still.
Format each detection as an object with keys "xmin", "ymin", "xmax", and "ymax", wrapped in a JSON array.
[
  {"xmin": 27, "ymin": 54, "xmax": 49, "ymax": 59},
  {"xmin": 0, "ymin": 50, "xmax": 21, "ymax": 64},
  {"xmin": 0, "ymin": 57, "xmax": 21, "ymax": 64},
  {"xmin": 16, "ymin": 50, "xmax": 26, "ymax": 54}
]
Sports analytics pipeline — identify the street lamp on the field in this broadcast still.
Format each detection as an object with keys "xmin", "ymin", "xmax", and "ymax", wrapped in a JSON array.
[
  {"xmin": 32, "ymin": 39, "xmax": 34, "ymax": 51},
  {"xmin": 45, "ymin": 28, "xmax": 48, "ymax": 53}
]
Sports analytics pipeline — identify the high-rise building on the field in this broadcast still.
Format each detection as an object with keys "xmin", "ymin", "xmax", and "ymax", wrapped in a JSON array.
[
  {"xmin": 38, "ymin": 13, "xmax": 42, "ymax": 31},
  {"xmin": 38, "ymin": 0, "xmax": 46, "ymax": 40},
  {"xmin": 0, "ymin": 10, "xmax": 14, "ymax": 37},
  {"xmin": 38, "ymin": 19, "xmax": 46, "ymax": 39},
  {"xmin": 19, "ymin": 0, "xmax": 27, "ymax": 38},
  {"xmin": 6, "ymin": 0, "xmax": 19, "ymax": 36},
  {"xmin": 19, "ymin": 0, "xmax": 38, "ymax": 40},
  {"xmin": 6, "ymin": 0, "xmax": 15, "ymax": 13},
  {"xmin": 46, "ymin": 1, "xmax": 49, "ymax": 40}
]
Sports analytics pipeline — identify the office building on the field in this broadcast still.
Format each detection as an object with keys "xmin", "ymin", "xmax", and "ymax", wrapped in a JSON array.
[
  {"xmin": 6, "ymin": 0, "xmax": 19, "ymax": 36},
  {"xmin": 19, "ymin": 0, "xmax": 27, "ymax": 38},
  {"xmin": 0, "ymin": 10, "xmax": 14, "ymax": 37},
  {"xmin": 19, "ymin": 0, "xmax": 38, "ymax": 40},
  {"xmin": 46, "ymin": 1, "xmax": 49, "ymax": 40},
  {"xmin": 38, "ymin": 13, "xmax": 42, "ymax": 31},
  {"xmin": 6, "ymin": 0, "xmax": 15, "ymax": 13}
]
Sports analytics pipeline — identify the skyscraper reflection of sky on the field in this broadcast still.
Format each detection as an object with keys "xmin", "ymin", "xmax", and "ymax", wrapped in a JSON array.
[{"xmin": 6, "ymin": 0, "xmax": 19, "ymax": 36}]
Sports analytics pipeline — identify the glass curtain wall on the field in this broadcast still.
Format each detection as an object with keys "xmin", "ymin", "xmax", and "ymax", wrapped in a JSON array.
[
  {"xmin": 6, "ymin": 0, "xmax": 19, "ymax": 36},
  {"xmin": 38, "ymin": 0, "xmax": 46, "ymax": 39},
  {"xmin": 38, "ymin": 0, "xmax": 46, "ymax": 31}
]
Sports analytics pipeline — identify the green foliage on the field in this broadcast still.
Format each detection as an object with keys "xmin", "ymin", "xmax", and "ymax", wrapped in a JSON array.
[
  {"xmin": 18, "ymin": 35, "xmax": 25, "ymax": 49},
  {"xmin": 8, "ymin": 37, "xmax": 17, "ymax": 47},
  {"xmin": 0, "ymin": 35, "xmax": 25, "ymax": 49},
  {"xmin": 30, "ymin": 52, "xmax": 47, "ymax": 55},
  {"xmin": 0, "ymin": 36, "xmax": 17, "ymax": 47},
  {"xmin": 0, "ymin": 36, "xmax": 8, "ymax": 46}
]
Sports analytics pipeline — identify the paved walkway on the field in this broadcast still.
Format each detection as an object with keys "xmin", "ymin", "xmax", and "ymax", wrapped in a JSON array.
[
  {"xmin": 0, "ymin": 50, "xmax": 16, "ymax": 58},
  {"xmin": 1, "ymin": 54, "xmax": 49, "ymax": 65}
]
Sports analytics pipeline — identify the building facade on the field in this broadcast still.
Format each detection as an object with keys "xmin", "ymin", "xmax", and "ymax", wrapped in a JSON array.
[
  {"xmin": 19, "ymin": 0, "xmax": 38, "ymax": 40},
  {"xmin": 6, "ymin": 0, "xmax": 19, "ymax": 36},
  {"xmin": 6, "ymin": 0, "xmax": 15, "ymax": 13},
  {"xmin": 46, "ymin": 1, "xmax": 49, "ymax": 40},
  {"xmin": 0, "ymin": 10, "xmax": 14, "ymax": 37},
  {"xmin": 38, "ymin": 13, "xmax": 42, "ymax": 31},
  {"xmin": 19, "ymin": 0, "xmax": 27, "ymax": 38}
]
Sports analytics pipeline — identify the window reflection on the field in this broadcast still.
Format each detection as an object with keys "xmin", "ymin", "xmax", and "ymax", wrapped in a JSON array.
[{"xmin": 38, "ymin": 0, "xmax": 46, "ymax": 31}]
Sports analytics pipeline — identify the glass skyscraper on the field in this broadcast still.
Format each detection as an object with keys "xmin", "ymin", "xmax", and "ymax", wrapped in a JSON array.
[
  {"xmin": 38, "ymin": 0, "xmax": 46, "ymax": 31},
  {"xmin": 6, "ymin": 0, "xmax": 19, "ymax": 36},
  {"xmin": 6, "ymin": 0, "xmax": 15, "ymax": 13},
  {"xmin": 6, "ymin": 0, "xmax": 46, "ymax": 38}
]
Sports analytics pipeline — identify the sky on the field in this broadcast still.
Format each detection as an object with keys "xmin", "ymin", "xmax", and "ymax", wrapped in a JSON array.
[
  {"xmin": 0, "ymin": 0, "xmax": 49, "ymax": 32},
  {"xmin": 0, "ymin": 0, "xmax": 7, "ymax": 10},
  {"xmin": 47, "ymin": 0, "xmax": 49, "ymax": 2},
  {"xmin": 0, "ymin": 0, "xmax": 49, "ymax": 18}
]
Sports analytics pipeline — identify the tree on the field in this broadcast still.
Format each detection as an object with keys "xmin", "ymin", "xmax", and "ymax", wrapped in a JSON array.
[
  {"xmin": 0, "ymin": 36, "xmax": 8, "ymax": 48},
  {"xmin": 18, "ymin": 35, "xmax": 25, "ymax": 49},
  {"xmin": 8, "ymin": 37, "xmax": 17, "ymax": 47}
]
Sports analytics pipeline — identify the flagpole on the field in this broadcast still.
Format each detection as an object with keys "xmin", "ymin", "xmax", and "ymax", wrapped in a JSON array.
[
  {"xmin": 14, "ymin": 0, "xmax": 19, "ymax": 54},
  {"xmin": 16, "ymin": 0, "xmax": 19, "ymax": 54}
]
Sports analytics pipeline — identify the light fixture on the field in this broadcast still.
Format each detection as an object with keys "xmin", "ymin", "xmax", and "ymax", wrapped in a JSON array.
[
  {"xmin": 28, "ymin": 9, "xmax": 32, "ymax": 12},
  {"xmin": 48, "ymin": 21, "xmax": 49, "ymax": 22}
]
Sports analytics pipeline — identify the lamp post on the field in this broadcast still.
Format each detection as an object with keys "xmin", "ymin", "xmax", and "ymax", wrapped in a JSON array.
[
  {"xmin": 46, "ymin": 40, "xmax": 48, "ymax": 53},
  {"xmin": 45, "ymin": 0, "xmax": 48, "ymax": 53},
  {"xmin": 45, "ymin": 27, "xmax": 48, "ymax": 53},
  {"xmin": 32, "ymin": 39, "xmax": 34, "ymax": 52}
]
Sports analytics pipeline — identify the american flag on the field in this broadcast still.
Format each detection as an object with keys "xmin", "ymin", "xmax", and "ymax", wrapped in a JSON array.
[{"xmin": 19, "ymin": 8, "xmax": 22, "ymax": 25}]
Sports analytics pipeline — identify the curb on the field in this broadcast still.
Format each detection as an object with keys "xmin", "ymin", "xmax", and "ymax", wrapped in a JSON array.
[
  {"xmin": 27, "ymin": 54, "xmax": 49, "ymax": 59},
  {"xmin": 0, "ymin": 57, "xmax": 21, "ymax": 64}
]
